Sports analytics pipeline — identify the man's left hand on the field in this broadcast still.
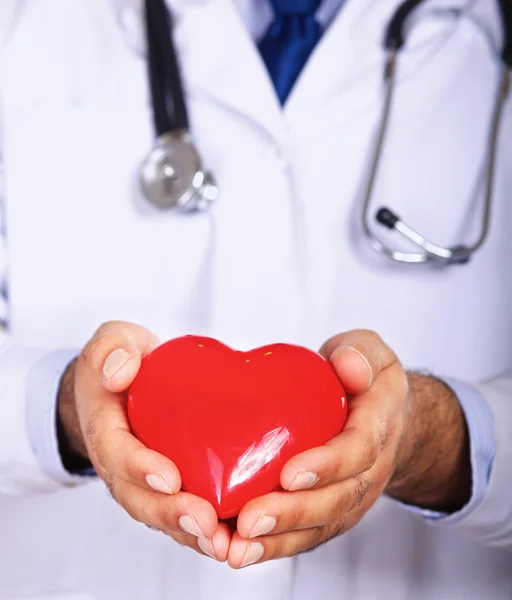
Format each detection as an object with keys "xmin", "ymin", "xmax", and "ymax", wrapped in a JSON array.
[{"xmin": 228, "ymin": 330, "xmax": 471, "ymax": 568}]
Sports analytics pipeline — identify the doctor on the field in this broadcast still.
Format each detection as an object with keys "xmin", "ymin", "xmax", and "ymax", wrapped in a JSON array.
[{"xmin": 0, "ymin": 0, "xmax": 510, "ymax": 599}]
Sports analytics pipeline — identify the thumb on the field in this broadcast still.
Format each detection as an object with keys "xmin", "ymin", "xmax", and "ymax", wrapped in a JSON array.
[
  {"xmin": 81, "ymin": 321, "xmax": 160, "ymax": 393},
  {"xmin": 319, "ymin": 329, "xmax": 396, "ymax": 396}
]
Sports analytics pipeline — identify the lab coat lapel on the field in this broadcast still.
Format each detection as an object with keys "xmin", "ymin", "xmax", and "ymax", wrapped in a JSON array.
[
  {"xmin": 173, "ymin": 0, "xmax": 286, "ymax": 143},
  {"xmin": 112, "ymin": 0, "xmax": 286, "ymax": 144},
  {"xmin": 284, "ymin": 0, "xmax": 401, "ymax": 117}
]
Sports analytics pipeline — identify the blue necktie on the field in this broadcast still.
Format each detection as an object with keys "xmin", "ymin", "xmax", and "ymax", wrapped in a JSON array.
[{"xmin": 259, "ymin": 0, "xmax": 323, "ymax": 104}]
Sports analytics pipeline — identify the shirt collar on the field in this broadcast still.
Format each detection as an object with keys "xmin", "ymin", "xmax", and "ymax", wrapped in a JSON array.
[{"xmin": 235, "ymin": 0, "xmax": 347, "ymax": 40}]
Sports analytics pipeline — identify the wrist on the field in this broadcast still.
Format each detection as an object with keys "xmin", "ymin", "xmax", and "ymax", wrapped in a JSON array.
[
  {"xmin": 57, "ymin": 358, "xmax": 92, "ymax": 471},
  {"xmin": 386, "ymin": 372, "xmax": 471, "ymax": 512}
]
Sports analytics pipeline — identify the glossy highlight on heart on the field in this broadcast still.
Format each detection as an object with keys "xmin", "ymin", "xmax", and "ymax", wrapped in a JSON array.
[{"xmin": 128, "ymin": 336, "xmax": 347, "ymax": 519}]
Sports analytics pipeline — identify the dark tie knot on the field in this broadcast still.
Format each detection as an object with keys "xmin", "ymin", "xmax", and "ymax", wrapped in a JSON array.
[{"xmin": 269, "ymin": 0, "xmax": 323, "ymax": 17}]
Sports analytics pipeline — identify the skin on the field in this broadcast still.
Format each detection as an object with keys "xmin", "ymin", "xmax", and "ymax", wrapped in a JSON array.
[{"xmin": 58, "ymin": 322, "xmax": 470, "ymax": 568}]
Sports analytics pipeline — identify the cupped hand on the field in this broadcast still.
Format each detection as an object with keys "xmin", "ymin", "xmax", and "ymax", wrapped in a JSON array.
[
  {"xmin": 59, "ymin": 321, "xmax": 231, "ymax": 561},
  {"xmin": 229, "ymin": 330, "xmax": 409, "ymax": 568}
]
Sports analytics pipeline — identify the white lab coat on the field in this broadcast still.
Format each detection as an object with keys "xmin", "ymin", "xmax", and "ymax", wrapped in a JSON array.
[{"xmin": 0, "ymin": 0, "xmax": 510, "ymax": 598}]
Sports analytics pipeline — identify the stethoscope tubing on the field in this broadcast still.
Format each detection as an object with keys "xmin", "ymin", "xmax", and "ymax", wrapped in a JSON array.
[{"xmin": 142, "ymin": 0, "xmax": 512, "ymax": 266}]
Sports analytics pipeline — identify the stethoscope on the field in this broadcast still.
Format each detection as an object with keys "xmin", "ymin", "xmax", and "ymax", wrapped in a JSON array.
[
  {"xmin": 139, "ymin": 0, "xmax": 512, "ymax": 266},
  {"xmin": 140, "ymin": 0, "xmax": 218, "ymax": 212}
]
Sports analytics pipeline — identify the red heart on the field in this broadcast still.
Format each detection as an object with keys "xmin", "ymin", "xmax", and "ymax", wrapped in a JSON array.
[{"xmin": 127, "ymin": 335, "xmax": 347, "ymax": 519}]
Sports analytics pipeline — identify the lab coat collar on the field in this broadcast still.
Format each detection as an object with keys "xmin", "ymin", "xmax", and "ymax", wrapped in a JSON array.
[
  {"xmin": 109, "ymin": 0, "xmax": 395, "ymax": 143},
  {"xmin": 110, "ymin": 0, "xmax": 495, "ymax": 143},
  {"xmin": 284, "ymin": 0, "xmax": 503, "ymax": 118}
]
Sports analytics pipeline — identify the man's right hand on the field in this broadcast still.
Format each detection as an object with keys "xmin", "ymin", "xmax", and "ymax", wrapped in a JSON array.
[{"xmin": 57, "ymin": 321, "xmax": 230, "ymax": 562}]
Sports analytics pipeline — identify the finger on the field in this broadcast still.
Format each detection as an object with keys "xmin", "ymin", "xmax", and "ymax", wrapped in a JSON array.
[
  {"xmin": 197, "ymin": 522, "xmax": 232, "ymax": 562},
  {"xmin": 76, "ymin": 364, "xmax": 181, "ymax": 493},
  {"xmin": 227, "ymin": 524, "xmax": 343, "ymax": 568},
  {"xmin": 229, "ymin": 506, "xmax": 370, "ymax": 567},
  {"xmin": 281, "ymin": 365, "xmax": 406, "ymax": 488},
  {"xmin": 319, "ymin": 329, "xmax": 397, "ymax": 395},
  {"xmin": 109, "ymin": 477, "xmax": 220, "ymax": 541},
  {"xmin": 236, "ymin": 480, "xmax": 368, "ymax": 539},
  {"xmin": 231, "ymin": 474, "xmax": 384, "ymax": 568},
  {"xmin": 137, "ymin": 496, "xmax": 230, "ymax": 563},
  {"xmin": 80, "ymin": 320, "xmax": 160, "ymax": 393},
  {"xmin": 75, "ymin": 322, "xmax": 179, "ymax": 491},
  {"xmin": 145, "ymin": 524, "xmax": 230, "ymax": 562},
  {"xmin": 94, "ymin": 407, "xmax": 182, "ymax": 493},
  {"xmin": 161, "ymin": 521, "xmax": 231, "ymax": 563}
]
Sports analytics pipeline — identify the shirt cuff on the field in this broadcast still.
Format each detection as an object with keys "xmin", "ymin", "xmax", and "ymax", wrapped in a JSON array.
[
  {"xmin": 26, "ymin": 349, "xmax": 96, "ymax": 486},
  {"xmin": 401, "ymin": 378, "xmax": 496, "ymax": 524}
]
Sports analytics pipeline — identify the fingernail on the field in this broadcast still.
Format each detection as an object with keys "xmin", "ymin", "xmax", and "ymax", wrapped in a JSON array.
[
  {"xmin": 241, "ymin": 542, "xmax": 264, "ymax": 567},
  {"xmin": 103, "ymin": 349, "xmax": 131, "ymax": 381},
  {"xmin": 179, "ymin": 514, "xmax": 206, "ymax": 538},
  {"xmin": 337, "ymin": 345, "xmax": 373, "ymax": 387},
  {"xmin": 249, "ymin": 515, "xmax": 276, "ymax": 538},
  {"xmin": 198, "ymin": 537, "xmax": 218, "ymax": 560},
  {"xmin": 145, "ymin": 473, "xmax": 175, "ymax": 494},
  {"xmin": 289, "ymin": 471, "xmax": 319, "ymax": 491}
]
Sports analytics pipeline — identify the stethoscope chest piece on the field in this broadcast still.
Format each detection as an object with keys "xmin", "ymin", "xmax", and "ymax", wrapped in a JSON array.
[{"xmin": 140, "ymin": 132, "xmax": 218, "ymax": 212}]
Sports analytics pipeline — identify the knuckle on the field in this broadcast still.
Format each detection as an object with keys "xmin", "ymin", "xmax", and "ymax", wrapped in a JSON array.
[
  {"xmin": 363, "ymin": 329, "xmax": 382, "ymax": 343},
  {"xmin": 361, "ymin": 431, "xmax": 380, "ymax": 468},
  {"xmin": 83, "ymin": 323, "xmax": 137, "ymax": 371},
  {"xmin": 332, "ymin": 487, "xmax": 351, "ymax": 515},
  {"xmin": 103, "ymin": 472, "xmax": 118, "ymax": 504},
  {"xmin": 372, "ymin": 463, "xmax": 392, "ymax": 491},
  {"xmin": 279, "ymin": 536, "xmax": 301, "ymax": 560},
  {"xmin": 82, "ymin": 335, "xmax": 113, "ymax": 373},
  {"xmin": 288, "ymin": 505, "xmax": 308, "ymax": 530},
  {"xmin": 125, "ymin": 447, "xmax": 147, "ymax": 482},
  {"xmin": 325, "ymin": 517, "xmax": 347, "ymax": 540},
  {"xmin": 84, "ymin": 420, "xmax": 96, "ymax": 453},
  {"xmin": 400, "ymin": 371, "xmax": 410, "ymax": 396},
  {"xmin": 137, "ymin": 501, "xmax": 155, "ymax": 527},
  {"xmin": 301, "ymin": 527, "xmax": 335, "ymax": 555},
  {"xmin": 155, "ymin": 500, "xmax": 176, "ymax": 532},
  {"xmin": 352, "ymin": 474, "xmax": 371, "ymax": 509},
  {"xmin": 326, "ymin": 448, "xmax": 344, "ymax": 479},
  {"xmin": 130, "ymin": 494, "xmax": 168, "ymax": 531},
  {"xmin": 353, "ymin": 329, "xmax": 383, "ymax": 349},
  {"xmin": 91, "ymin": 434, "xmax": 110, "ymax": 470},
  {"xmin": 94, "ymin": 321, "xmax": 128, "ymax": 338},
  {"xmin": 377, "ymin": 419, "xmax": 388, "ymax": 449}
]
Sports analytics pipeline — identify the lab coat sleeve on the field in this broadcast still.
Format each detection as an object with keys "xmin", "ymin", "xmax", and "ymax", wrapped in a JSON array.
[
  {"xmin": 0, "ymin": 15, "xmax": 92, "ymax": 491},
  {"xmin": 0, "ymin": 339, "xmax": 92, "ymax": 494},
  {"xmin": 25, "ymin": 349, "xmax": 97, "ymax": 484}
]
